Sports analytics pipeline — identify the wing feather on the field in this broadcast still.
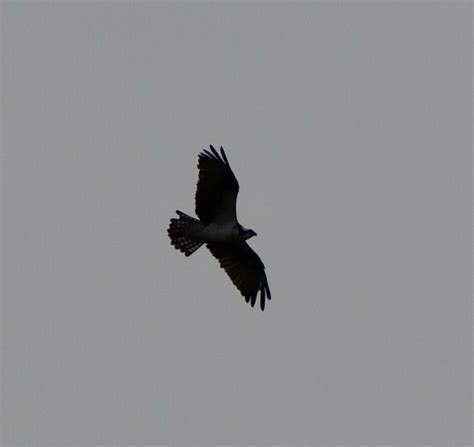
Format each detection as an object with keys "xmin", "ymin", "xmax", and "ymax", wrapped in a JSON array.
[
  {"xmin": 195, "ymin": 145, "xmax": 239, "ymax": 224},
  {"xmin": 207, "ymin": 241, "xmax": 271, "ymax": 311}
]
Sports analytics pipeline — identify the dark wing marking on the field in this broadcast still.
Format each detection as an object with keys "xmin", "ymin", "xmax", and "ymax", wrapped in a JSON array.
[
  {"xmin": 207, "ymin": 241, "xmax": 271, "ymax": 311},
  {"xmin": 195, "ymin": 145, "xmax": 239, "ymax": 224}
]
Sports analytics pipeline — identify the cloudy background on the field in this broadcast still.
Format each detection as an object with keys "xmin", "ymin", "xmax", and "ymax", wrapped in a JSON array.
[{"xmin": 2, "ymin": 2, "xmax": 471, "ymax": 445}]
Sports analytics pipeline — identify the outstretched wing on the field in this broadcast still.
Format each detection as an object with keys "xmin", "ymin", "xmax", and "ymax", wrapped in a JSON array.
[
  {"xmin": 195, "ymin": 145, "xmax": 239, "ymax": 225},
  {"xmin": 207, "ymin": 241, "xmax": 271, "ymax": 311}
]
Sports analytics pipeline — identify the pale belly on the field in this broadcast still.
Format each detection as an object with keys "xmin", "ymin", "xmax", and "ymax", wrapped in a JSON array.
[{"xmin": 199, "ymin": 222, "xmax": 237, "ymax": 243}]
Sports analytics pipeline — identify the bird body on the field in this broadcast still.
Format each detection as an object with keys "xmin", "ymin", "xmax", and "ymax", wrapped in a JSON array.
[
  {"xmin": 200, "ymin": 222, "xmax": 240, "ymax": 242},
  {"xmin": 167, "ymin": 145, "xmax": 271, "ymax": 311}
]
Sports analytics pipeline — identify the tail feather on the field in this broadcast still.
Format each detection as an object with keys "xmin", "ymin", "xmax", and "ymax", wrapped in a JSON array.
[{"xmin": 167, "ymin": 210, "xmax": 204, "ymax": 257}]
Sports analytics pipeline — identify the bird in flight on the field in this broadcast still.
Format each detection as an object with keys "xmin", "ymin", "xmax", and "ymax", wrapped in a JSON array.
[{"xmin": 167, "ymin": 145, "xmax": 271, "ymax": 311}]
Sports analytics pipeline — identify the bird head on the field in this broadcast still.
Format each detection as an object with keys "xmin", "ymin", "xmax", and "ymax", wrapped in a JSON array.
[{"xmin": 239, "ymin": 225, "xmax": 257, "ymax": 240}]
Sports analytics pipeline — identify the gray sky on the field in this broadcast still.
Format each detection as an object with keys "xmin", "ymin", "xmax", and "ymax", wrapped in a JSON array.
[{"xmin": 2, "ymin": 2, "xmax": 471, "ymax": 445}]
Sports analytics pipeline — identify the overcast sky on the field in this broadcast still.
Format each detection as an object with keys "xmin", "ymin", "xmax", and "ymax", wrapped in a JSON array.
[{"xmin": 2, "ymin": 2, "xmax": 471, "ymax": 445}]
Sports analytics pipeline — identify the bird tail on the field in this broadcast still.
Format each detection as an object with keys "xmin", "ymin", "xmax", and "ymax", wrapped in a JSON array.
[{"xmin": 167, "ymin": 210, "xmax": 204, "ymax": 257}]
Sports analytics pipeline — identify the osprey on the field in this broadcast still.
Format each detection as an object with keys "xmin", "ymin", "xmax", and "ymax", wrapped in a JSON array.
[{"xmin": 167, "ymin": 145, "xmax": 271, "ymax": 311}]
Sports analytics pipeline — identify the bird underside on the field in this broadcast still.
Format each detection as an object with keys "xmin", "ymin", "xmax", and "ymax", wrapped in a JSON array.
[{"xmin": 167, "ymin": 146, "xmax": 271, "ymax": 311}]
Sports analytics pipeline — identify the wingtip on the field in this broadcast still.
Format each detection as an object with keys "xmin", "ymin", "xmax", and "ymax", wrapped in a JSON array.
[
  {"xmin": 209, "ymin": 145, "xmax": 219, "ymax": 158},
  {"xmin": 260, "ymin": 282, "xmax": 269, "ymax": 311},
  {"xmin": 198, "ymin": 145, "xmax": 223, "ymax": 163},
  {"xmin": 198, "ymin": 145, "xmax": 231, "ymax": 167},
  {"xmin": 220, "ymin": 146, "xmax": 230, "ymax": 166},
  {"xmin": 250, "ymin": 293, "xmax": 257, "ymax": 307},
  {"xmin": 199, "ymin": 149, "xmax": 212, "ymax": 159}
]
